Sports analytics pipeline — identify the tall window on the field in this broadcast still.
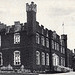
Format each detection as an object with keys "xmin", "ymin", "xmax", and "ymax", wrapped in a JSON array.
[
  {"xmin": 36, "ymin": 51, "xmax": 40, "ymax": 65},
  {"xmin": 61, "ymin": 46, "xmax": 63, "ymax": 53},
  {"xmin": 0, "ymin": 53, "xmax": 3, "ymax": 66},
  {"xmin": 52, "ymin": 40, "xmax": 54, "ymax": 49},
  {"xmin": 41, "ymin": 36, "xmax": 45, "ymax": 46},
  {"xmin": 36, "ymin": 33, "xmax": 40, "ymax": 44},
  {"xmin": 14, "ymin": 33, "xmax": 20, "ymax": 44},
  {"xmin": 42, "ymin": 52, "xmax": 45, "ymax": 65},
  {"xmin": 46, "ymin": 53, "xmax": 49, "ymax": 66},
  {"xmin": 55, "ymin": 42, "xmax": 57, "ymax": 50},
  {"xmin": 0, "ymin": 35, "xmax": 1, "ymax": 47},
  {"xmin": 14, "ymin": 51, "xmax": 21, "ymax": 65},
  {"xmin": 46, "ymin": 30, "xmax": 48, "ymax": 37},
  {"xmin": 52, "ymin": 53, "xmax": 59, "ymax": 66},
  {"xmin": 57, "ymin": 43, "xmax": 59, "ymax": 51},
  {"xmin": 46, "ymin": 38, "xmax": 49, "ymax": 48},
  {"xmin": 61, "ymin": 57, "xmax": 65, "ymax": 66},
  {"xmin": 62, "ymin": 47, "xmax": 65, "ymax": 54},
  {"xmin": 42, "ymin": 29, "xmax": 44, "ymax": 34}
]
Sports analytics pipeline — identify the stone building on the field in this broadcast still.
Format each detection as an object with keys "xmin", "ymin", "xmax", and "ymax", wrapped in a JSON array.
[{"xmin": 0, "ymin": 2, "xmax": 73, "ymax": 73}]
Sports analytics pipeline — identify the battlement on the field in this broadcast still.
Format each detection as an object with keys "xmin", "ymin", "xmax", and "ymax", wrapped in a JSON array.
[{"xmin": 26, "ymin": 2, "xmax": 37, "ymax": 12}]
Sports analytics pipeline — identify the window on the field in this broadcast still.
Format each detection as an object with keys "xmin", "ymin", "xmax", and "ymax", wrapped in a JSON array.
[
  {"xmin": 36, "ymin": 51, "xmax": 40, "ymax": 65},
  {"xmin": 52, "ymin": 53, "xmax": 59, "ymax": 66},
  {"xmin": 46, "ymin": 53, "xmax": 49, "ymax": 66},
  {"xmin": 60, "ymin": 40, "xmax": 64, "ymax": 46},
  {"xmin": 52, "ymin": 40, "xmax": 54, "ymax": 49},
  {"xmin": 63, "ymin": 47, "xmax": 65, "ymax": 54},
  {"xmin": 61, "ymin": 46, "xmax": 63, "ymax": 53},
  {"xmin": 14, "ymin": 33, "xmax": 20, "ymax": 44},
  {"xmin": 14, "ymin": 51, "xmax": 21, "ymax": 65},
  {"xmin": 57, "ymin": 43, "xmax": 59, "ymax": 51},
  {"xmin": 46, "ymin": 30, "xmax": 48, "ymax": 37},
  {"xmin": 41, "ymin": 36, "xmax": 45, "ymax": 46},
  {"xmin": 61, "ymin": 57, "xmax": 65, "ymax": 66},
  {"xmin": 46, "ymin": 38, "xmax": 49, "ymax": 48},
  {"xmin": 55, "ymin": 42, "xmax": 57, "ymax": 50},
  {"xmin": 0, "ymin": 35, "xmax": 1, "ymax": 47},
  {"xmin": 0, "ymin": 53, "xmax": 3, "ymax": 66},
  {"xmin": 42, "ymin": 52, "xmax": 45, "ymax": 65},
  {"xmin": 42, "ymin": 29, "xmax": 44, "ymax": 34},
  {"xmin": 36, "ymin": 33, "xmax": 40, "ymax": 44}
]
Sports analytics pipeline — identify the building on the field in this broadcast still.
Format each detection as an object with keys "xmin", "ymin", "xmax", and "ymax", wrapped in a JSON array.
[{"xmin": 0, "ymin": 2, "xmax": 73, "ymax": 73}]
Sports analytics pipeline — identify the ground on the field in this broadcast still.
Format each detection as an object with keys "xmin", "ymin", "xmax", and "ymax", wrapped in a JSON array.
[{"xmin": 39, "ymin": 72, "xmax": 75, "ymax": 75}]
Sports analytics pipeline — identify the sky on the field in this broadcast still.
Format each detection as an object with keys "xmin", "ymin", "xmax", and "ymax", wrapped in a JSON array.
[{"xmin": 0, "ymin": 0, "xmax": 75, "ymax": 51}]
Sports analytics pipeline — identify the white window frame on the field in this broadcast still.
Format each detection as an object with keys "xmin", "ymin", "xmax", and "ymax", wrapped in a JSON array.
[
  {"xmin": 46, "ymin": 53, "xmax": 49, "ymax": 66},
  {"xmin": 14, "ymin": 51, "xmax": 21, "ymax": 65},
  {"xmin": 36, "ymin": 51, "xmax": 40, "ymax": 65},
  {"xmin": 14, "ymin": 33, "xmax": 20, "ymax": 44},
  {"xmin": 52, "ymin": 53, "xmax": 59, "ymax": 66},
  {"xmin": 42, "ymin": 52, "xmax": 45, "ymax": 65}
]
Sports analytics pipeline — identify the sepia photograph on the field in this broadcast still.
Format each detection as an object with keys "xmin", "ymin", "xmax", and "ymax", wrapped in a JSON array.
[{"xmin": 0, "ymin": 0, "xmax": 75, "ymax": 75}]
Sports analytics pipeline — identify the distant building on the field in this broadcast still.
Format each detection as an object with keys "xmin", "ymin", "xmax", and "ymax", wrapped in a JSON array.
[{"xmin": 0, "ymin": 2, "xmax": 73, "ymax": 73}]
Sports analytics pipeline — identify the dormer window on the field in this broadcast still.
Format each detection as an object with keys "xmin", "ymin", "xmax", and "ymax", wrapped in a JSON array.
[{"xmin": 14, "ymin": 33, "xmax": 20, "ymax": 44}]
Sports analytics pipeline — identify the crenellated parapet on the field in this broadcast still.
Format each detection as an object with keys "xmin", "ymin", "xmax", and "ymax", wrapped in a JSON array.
[{"xmin": 26, "ymin": 2, "xmax": 37, "ymax": 12}]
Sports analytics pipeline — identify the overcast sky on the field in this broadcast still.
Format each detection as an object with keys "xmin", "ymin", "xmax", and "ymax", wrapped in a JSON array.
[{"xmin": 0, "ymin": 0, "xmax": 75, "ymax": 51}]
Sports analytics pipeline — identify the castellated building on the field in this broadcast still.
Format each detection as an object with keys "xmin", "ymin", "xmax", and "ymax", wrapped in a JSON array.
[{"xmin": 0, "ymin": 2, "xmax": 73, "ymax": 73}]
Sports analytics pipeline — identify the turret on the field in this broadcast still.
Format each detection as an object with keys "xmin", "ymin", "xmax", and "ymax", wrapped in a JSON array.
[
  {"xmin": 61, "ymin": 34, "xmax": 68, "ymax": 67},
  {"xmin": 26, "ymin": 2, "xmax": 37, "ymax": 35}
]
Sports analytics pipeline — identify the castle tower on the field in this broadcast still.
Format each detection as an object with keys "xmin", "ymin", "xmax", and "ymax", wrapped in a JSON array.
[
  {"xmin": 61, "ymin": 34, "xmax": 68, "ymax": 67},
  {"xmin": 26, "ymin": 2, "xmax": 37, "ymax": 35}
]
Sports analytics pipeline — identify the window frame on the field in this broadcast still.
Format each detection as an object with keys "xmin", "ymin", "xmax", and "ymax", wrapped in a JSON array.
[
  {"xmin": 14, "ymin": 51, "xmax": 21, "ymax": 65},
  {"xmin": 14, "ymin": 33, "xmax": 20, "ymax": 44}
]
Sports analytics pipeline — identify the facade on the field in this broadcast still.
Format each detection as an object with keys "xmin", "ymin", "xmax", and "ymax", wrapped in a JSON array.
[{"xmin": 0, "ymin": 2, "xmax": 73, "ymax": 73}]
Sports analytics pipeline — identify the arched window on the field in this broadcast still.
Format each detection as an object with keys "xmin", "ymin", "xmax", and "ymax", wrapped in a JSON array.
[
  {"xmin": 46, "ymin": 53, "xmax": 49, "ymax": 66},
  {"xmin": 52, "ymin": 53, "xmax": 59, "ymax": 66},
  {"xmin": 36, "ymin": 51, "xmax": 40, "ymax": 65},
  {"xmin": 0, "ymin": 52, "xmax": 3, "ymax": 66},
  {"xmin": 42, "ymin": 52, "xmax": 45, "ymax": 65},
  {"xmin": 14, "ymin": 51, "xmax": 21, "ymax": 65}
]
